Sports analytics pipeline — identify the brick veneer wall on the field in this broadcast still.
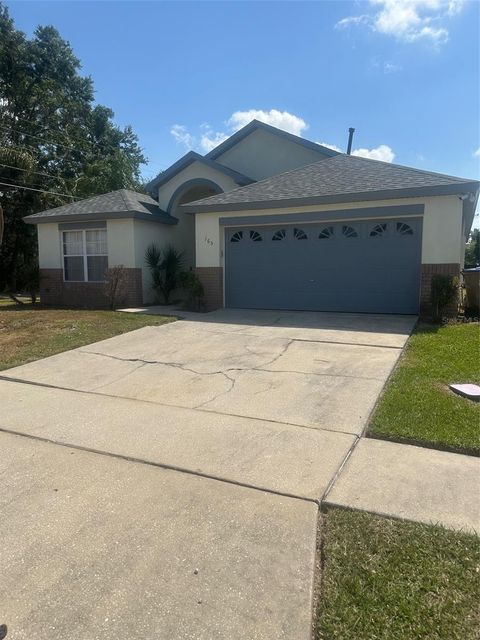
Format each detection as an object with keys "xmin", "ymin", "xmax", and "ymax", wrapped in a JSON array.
[
  {"xmin": 420, "ymin": 263, "xmax": 461, "ymax": 318},
  {"xmin": 40, "ymin": 268, "xmax": 143, "ymax": 308},
  {"xmin": 195, "ymin": 267, "xmax": 223, "ymax": 311}
]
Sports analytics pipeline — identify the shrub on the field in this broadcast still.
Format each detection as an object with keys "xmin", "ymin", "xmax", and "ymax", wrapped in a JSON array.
[
  {"xmin": 104, "ymin": 265, "xmax": 129, "ymax": 310},
  {"xmin": 145, "ymin": 244, "xmax": 184, "ymax": 304},
  {"xmin": 431, "ymin": 274, "xmax": 459, "ymax": 321},
  {"xmin": 178, "ymin": 270, "xmax": 205, "ymax": 311}
]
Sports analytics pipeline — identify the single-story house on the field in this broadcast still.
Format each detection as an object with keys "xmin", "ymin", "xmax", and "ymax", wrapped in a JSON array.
[{"xmin": 25, "ymin": 119, "xmax": 479, "ymax": 315}]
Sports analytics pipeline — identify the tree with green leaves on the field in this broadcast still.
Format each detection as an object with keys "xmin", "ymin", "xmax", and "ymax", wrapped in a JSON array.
[
  {"xmin": 464, "ymin": 228, "xmax": 479, "ymax": 269},
  {"xmin": 0, "ymin": 3, "xmax": 147, "ymax": 295}
]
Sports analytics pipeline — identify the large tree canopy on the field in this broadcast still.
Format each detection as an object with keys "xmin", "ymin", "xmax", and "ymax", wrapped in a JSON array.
[{"xmin": 0, "ymin": 3, "xmax": 147, "ymax": 291}]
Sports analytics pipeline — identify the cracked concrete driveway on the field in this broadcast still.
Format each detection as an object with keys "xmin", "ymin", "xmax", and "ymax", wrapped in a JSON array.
[{"xmin": 0, "ymin": 309, "xmax": 415, "ymax": 639}]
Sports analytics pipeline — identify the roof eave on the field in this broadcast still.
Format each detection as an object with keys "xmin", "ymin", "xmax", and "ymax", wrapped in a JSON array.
[
  {"xmin": 23, "ymin": 210, "xmax": 178, "ymax": 225},
  {"xmin": 181, "ymin": 181, "xmax": 480, "ymax": 214}
]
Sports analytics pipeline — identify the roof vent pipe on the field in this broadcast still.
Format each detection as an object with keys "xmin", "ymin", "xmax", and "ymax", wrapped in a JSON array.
[{"xmin": 346, "ymin": 127, "xmax": 355, "ymax": 155}]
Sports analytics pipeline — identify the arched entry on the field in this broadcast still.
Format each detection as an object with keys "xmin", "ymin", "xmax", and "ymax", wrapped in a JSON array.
[
  {"xmin": 167, "ymin": 179, "xmax": 223, "ymax": 268},
  {"xmin": 167, "ymin": 178, "xmax": 223, "ymax": 214}
]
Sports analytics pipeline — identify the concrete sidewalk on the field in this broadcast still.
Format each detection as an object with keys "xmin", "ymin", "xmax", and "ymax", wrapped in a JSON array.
[
  {"xmin": 0, "ymin": 431, "xmax": 316, "ymax": 640},
  {"xmin": 325, "ymin": 438, "xmax": 480, "ymax": 533}
]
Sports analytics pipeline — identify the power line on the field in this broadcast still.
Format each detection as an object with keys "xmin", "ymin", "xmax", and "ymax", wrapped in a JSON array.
[
  {"xmin": 0, "ymin": 181, "xmax": 79, "ymax": 200},
  {"xmin": 0, "ymin": 111, "xmax": 98, "ymax": 149},
  {"xmin": 0, "ymin": 174, "xmax": 65, "ymax": 193},
  {"xmin": 0, "ymin": 122, "xmax": 89, "ymax": 155},
  {"xmin": 0, "ymin": 162, "xmax": 67, "ymax": 182}
]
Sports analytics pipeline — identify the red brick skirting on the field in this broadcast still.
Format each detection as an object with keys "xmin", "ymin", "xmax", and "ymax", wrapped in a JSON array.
[
  {"xmin": 40, "ymin": 268, "xmax": 143, "ymax": 308},
  {"xmin": 420, "ymin": 263, "xmax": 461, "ymax": 318},
  {"xmin": 195, "ymin": 267, "xmax": 223, "ymax": 311}
]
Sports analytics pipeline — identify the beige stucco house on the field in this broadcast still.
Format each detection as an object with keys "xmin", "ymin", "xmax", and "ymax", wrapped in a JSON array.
[{"xmin": 25, "ymin": 119, "xmax": 479, "ymax": 315}]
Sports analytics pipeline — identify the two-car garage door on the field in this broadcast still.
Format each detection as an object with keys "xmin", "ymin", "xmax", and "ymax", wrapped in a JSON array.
[{"xmin": 225, "ymin": 218, "xmax": 422, "ymax": 314}]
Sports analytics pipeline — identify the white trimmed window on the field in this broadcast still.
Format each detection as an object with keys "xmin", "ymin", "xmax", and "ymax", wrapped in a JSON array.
[{"xmin": 62, "ymin": 229, "xmax": 108, "ymax": 282}]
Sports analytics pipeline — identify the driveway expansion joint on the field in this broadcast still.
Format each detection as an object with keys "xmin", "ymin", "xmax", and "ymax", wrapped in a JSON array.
[
  {"xmin": 0, "ymin": 375, "xmax": 361, "ymax": 437},
  {"xmin": 0, "ymin": 424, "xmax": 321, "ymax": 506}
]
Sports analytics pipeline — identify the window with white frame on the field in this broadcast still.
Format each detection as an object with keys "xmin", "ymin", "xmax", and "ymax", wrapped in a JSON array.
[{"xmin": 62, "ymin": 228, "xmax": 108, "ymax": 282}]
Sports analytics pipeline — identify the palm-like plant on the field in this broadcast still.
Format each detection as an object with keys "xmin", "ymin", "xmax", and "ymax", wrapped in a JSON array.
[{"xmin": 145, "ymin": 243, "xmax": 184, "ymax": 304}]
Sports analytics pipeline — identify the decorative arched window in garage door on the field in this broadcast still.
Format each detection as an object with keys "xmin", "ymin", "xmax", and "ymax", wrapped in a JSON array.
[
  {"xmin": 249, "ymin": 230, "xmax": 263, "ymax": 242},
  {"xmin": 294, "ymin": 228, "xmax": 308, "ymax": 240},
  {"xmin": 230, "ymin": 231, "xmax": 244, "ymax": 243},
  {"xmin": 342, "ymin": 225, "xmax": 358, "ymax": 238},
  {"xmin": 272, "ymin": 229, "xmax": 287, "ymax": 241},
  {"xmin": 396, "ymin": 222, "xmax": 414, "ymax": 236},
  {"xmin": 318, "ymin": 226, "xmax": 334, "ymax": 239},
  {"xmin": 369, "ymin": 223, "xmax": 387, "ymax": 237}
]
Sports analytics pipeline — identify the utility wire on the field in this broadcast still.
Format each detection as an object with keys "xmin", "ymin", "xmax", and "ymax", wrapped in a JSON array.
[
  {"xmin": 0, "ymin": 162, "xmax": 67, "ymax": 182},
  {"xmin": 0, "ymin": 181, "xmax": 78, "ymax": 200},
  {"xmin": 0, "ymin": 111, "xmax": 98, "ymax": 149},
  {"xmin": 0, "ymin": 123, "xmax": 89, "ymax": 155},
  {"xmin": 0, "ymin": 174, "xmax": 65, "ymax": 192}
]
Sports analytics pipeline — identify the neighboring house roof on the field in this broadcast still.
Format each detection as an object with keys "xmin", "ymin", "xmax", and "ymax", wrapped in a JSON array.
[
  {"xmin": 145, "ymin": 151, "xmax": 254, "ymax": 196},
  {"xmin": 205, "ymin": 119, "xmax": 340, "ymax": 161},
  {"xmin": 23, "ymin": 189, "xmax": 178, "ymax": 225},
  {"xmin": 181, "ymin": 153, "xmax": 480, "ymax": 213}
]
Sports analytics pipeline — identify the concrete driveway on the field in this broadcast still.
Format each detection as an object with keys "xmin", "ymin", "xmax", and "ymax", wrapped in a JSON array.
[{"xmin": 0, "ymin": 309, "xmax": 415, "ymax": 639}]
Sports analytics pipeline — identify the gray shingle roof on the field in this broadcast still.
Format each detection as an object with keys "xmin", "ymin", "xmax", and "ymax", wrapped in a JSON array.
[
  {"xmin": 181, "ymin": 154, "xmax": 479, "ymax": 212},
  {"xmin": 24, "ymin": 189, "xmax": 177, "ymax": 225}
]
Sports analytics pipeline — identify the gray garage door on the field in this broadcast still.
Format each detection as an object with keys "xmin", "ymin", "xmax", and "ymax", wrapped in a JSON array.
[{"xmin": 225, "ymin": 218, "xmax": 422, "ymax": 314}]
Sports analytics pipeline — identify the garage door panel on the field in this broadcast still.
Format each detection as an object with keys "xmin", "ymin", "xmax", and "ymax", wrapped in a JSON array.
[{"xmin": 225, "ymin": 219, "xmax": 422, "ymax": 313}]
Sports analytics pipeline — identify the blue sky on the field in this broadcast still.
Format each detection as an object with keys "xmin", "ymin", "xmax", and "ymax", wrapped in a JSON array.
[{"xmin": 6, "ymin": 0, "xmax": 480, "ymax": 200}]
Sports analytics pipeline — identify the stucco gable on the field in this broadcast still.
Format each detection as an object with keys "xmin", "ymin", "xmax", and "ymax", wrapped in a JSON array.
[{"xmin": 208, "ymin": 120, "xmax": 338, "ymax": 181}]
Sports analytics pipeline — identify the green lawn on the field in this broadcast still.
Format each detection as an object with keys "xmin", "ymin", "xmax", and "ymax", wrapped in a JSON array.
[
  {"xmin": 0, "ymin": 303, "xmax": 174, "ymax": 371},
  {"xmin": 369, "ymin": 322, "xmax": 480, "ymax": 455},
  {"xmin": 316, "ymin": 508, "xmax": 480, "ymax": 640}
]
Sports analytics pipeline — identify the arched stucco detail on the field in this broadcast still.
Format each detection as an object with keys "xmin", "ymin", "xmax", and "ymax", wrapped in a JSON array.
[{"xmin": 167, "ymin": 178, "xmax": 224, "ymax": 214}]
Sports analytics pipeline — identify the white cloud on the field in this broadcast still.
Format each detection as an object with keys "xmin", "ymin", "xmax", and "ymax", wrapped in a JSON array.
[
  {"xmin": 171, "ymin": 109, "xmax": 309, "ymax": 154},
  {"xmin": 336, "ymin": 0, "xmax": 465, "ymax": 46},
  {"xmin": 170, "ymin": 124, "xmax": 195, "ymax": 150},
  {"xmin": 383, "ymin": 61, "xmax": 403, "ymax": 73},
  {"xmin": 352, "ymin": 144, "xmax": 396, "ymax": 162},
  {"xmin": 318, "ymin": 141, "xmax": 342, "ymax": 152},
  {"xmin": 337, "ymin": 15, "xmax": 371, "ymax": 28},
  {"xmin": 227, "ymin": 109, "xmax": 308, "ymax": 137},
  {"xmin": 318, "ymin": 141, "xmax": 396, "ymax": 162},
  {"xmin": 370, "ymin": 57, "xmax": 403, "ymax": 73},
  {"xmin": 474, "ymin": 147, "xmax": 480, "ymax": 158},
  {"xmin": 199, "ymin": 125, "xmax": 229, "ymax": 152}
]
